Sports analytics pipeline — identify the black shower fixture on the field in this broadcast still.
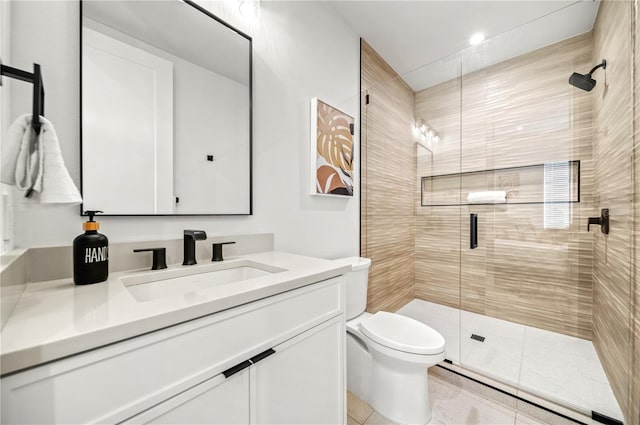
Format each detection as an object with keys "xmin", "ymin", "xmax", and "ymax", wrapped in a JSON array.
[{"xmin": 569, "ymin": 60, "xmax": 607, "ymax": 91}]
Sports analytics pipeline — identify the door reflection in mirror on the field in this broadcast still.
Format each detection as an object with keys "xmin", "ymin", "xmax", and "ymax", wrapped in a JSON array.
[{"xmin": 81, "ymin": 0, "xmax": 252, "ymax": 215}]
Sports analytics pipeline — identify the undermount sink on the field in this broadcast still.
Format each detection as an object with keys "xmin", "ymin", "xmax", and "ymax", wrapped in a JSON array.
[{"xmin": 121, "ymin": 260, "xmax": 286, "ymax": 302}]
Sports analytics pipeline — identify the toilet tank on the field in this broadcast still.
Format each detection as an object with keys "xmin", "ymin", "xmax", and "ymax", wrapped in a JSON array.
[{"xmin": 338, "ymin": 257, "xmax": 371, "ymax": 320}]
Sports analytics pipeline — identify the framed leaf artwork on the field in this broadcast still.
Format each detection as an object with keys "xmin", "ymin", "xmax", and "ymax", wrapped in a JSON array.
[{"xmin": 310, "ymin": 97, "xmax": 355, "ymax": 197}]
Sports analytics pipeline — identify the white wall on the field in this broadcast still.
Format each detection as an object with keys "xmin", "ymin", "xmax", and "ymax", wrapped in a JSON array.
[
  {"xmin": 6, "ymin": 0, "xmax": 360, "ymax": 260},
  {"xmin": 1, "ymin": 0, "xmax": 14, "ymax": 255}
]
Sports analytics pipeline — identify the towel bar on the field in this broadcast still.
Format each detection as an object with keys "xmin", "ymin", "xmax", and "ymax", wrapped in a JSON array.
[{"xmin": 0, "ymin": 62, "xmax": 45, "ymax": 134}]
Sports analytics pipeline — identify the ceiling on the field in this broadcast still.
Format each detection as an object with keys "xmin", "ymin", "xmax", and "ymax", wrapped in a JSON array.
[{"xmin": 329, "ymin": 0, "xmax": 600, "ymax": 91}]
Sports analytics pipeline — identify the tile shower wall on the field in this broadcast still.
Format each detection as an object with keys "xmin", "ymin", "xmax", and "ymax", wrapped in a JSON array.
[
  {"xmin": 634, "ymin": 1, "xmax": 640, "ymax": 419},
  {"xmin": 415, "ymin": 33, "xmax": 595, "ymax": 339},
  {"xmin": 415, "ymin": 76, "xmax": 462, "ymax": 307},
  {"xmin": 634, "ymin": 1, "xmax": 640, "ymax": 422},
  {"xmin": 360, "ymin": 40, "xmax": 415, "ymax": 313},
  {"xmin": 591, "ymin": 1, "xmax": 635, "ymax": 423}
]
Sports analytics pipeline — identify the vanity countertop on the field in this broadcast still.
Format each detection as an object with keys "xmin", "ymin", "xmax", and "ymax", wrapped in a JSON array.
[{"xmin": 0, "ymin": 251, "xmax": 350, "ymax": 376}]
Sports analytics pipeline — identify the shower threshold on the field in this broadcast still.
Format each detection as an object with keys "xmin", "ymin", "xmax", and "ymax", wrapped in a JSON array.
[{"xmin": 396, "ymin": 299, "xmax": 624, "ymax": 424}]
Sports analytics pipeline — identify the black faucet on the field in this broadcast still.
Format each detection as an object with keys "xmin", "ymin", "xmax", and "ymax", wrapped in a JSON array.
[
  {"xmin": 133, "ymin": 247, "xmax": 167, "ymax": 270},
  {"xmin": 212, "ymin": 241, "xmax": 236, "ymax": 262},
  {"xmin": 183, "ymin": 230, "xmax": 207, "ymax": 265}
]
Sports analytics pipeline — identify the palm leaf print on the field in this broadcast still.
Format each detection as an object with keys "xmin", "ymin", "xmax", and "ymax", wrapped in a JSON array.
[{"xmin": 317, "ymin": 101, "xmax": 354, "ymax": 173}]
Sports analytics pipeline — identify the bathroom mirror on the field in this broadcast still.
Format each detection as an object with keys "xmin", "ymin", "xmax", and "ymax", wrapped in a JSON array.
[{"xmin": 80, "ymin": 0, "xmax": 252, "ymax": 215}]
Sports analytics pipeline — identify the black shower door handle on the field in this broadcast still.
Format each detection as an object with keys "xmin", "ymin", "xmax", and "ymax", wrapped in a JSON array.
[{"xmin": 470, "ymin": 213, "xmax": 478, "ymax": 249}]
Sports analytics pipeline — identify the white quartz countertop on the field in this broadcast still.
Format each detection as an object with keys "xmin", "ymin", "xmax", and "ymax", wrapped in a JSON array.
[{"xmin": 0, "ymin": 251, "xmax": 350, "ymax": 375}]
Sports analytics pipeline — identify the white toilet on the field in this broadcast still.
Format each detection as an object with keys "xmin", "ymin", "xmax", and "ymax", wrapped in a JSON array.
[{"xmin": 342, "ymin": 257, "xmax": 445, "ymax": 425}]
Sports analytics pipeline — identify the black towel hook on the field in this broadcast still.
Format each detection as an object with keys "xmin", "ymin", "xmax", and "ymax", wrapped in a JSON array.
[{"xmin": 0, "ymin": 61, "xmax": 45, "ymax": 133}]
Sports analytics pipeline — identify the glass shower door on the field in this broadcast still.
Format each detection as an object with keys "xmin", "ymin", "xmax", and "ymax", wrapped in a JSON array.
[
  {"xmin": 414, "ymin": 52, "xmax": 463, "ymax": 366},
  {"xmin": 408, "ymin": 5, "xmax": 633, "ymax": 422},
  {"xmin": 457, "ymin": 27, "xmax": 628, "ymax": 422}
]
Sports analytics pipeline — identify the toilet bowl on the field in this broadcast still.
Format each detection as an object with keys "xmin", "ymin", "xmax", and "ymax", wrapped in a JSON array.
[{"xmin": 340, "ymin": 257, "xmax": 445, "ymax": 425}]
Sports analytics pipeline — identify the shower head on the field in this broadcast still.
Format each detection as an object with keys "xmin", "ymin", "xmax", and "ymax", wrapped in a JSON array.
[
  {"xmin": 569, "ymin": 60, "xmax": 607, "ymax": 92},
  {"xmin": 569, "ymin": 72, "xmax": 597, "ymax": 91}
]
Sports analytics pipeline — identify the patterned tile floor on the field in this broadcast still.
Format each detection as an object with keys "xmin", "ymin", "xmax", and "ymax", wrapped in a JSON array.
[{"xmin": 347, "ymin": 368, "xmax": 585, "ymax": 425}]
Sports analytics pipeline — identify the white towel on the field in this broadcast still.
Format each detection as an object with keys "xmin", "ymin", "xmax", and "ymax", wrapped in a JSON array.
[
  {"xmin": 467, "ymin": 190, "xmax": 506, "ymax": 204},
  {"xmin": 1, "ymin": 113, "xmax": 82, "ymax": 206}
]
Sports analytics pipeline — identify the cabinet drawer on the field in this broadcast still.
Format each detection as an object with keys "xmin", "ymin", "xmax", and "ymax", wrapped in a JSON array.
[
  {"xmin": 125, "ymin": 370, "xmax": 250, "ymax": 425},
  {"xmin": 1, "ymin": 277, "xmax": 343, "ymax": 424}
]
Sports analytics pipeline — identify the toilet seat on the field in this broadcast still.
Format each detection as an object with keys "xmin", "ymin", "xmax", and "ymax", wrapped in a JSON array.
[{"xmin": 359, "ymin": 311, "xmax": 445, "ymax": 355}]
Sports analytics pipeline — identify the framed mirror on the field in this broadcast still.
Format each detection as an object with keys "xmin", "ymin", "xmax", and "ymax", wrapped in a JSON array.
[{"xmin": 80, "ymin": 0, "xmax": 252, "ymax": 215}]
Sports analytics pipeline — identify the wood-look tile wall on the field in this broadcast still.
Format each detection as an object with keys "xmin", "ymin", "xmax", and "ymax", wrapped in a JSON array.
[
  {"xmin": 415, "ymin": 75, "xmax": 462, "ymax": 306},
  {"xmin": 633, "ymin": 0, "xmax": 640, "ymax": 419},
  {"xmin": 414, "ymin": 34, "xmax": 595, "ymax": 339},
  {"xmin": 591, "ymin": 1, "xmax": 635, "ymax": 423},
  {"xmin": 360, "ymin": 40, "xmax": 415, "ymax": 313},
  {"xmin": 633, "ymin": 2, "xmax": 640, "ymax": 422}
]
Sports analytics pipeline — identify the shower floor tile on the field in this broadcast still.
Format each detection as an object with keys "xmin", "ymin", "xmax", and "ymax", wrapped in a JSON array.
[
  {"xmin": 460, "ymin": 311, "xmax": 525, "ymax": 387},
  {"xmin": 396, "ymin": 299, "xmax": 624, "ymax": 422}
]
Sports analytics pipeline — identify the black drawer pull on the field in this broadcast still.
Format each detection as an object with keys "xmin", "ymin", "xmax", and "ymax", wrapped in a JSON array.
[
  {"xmin": 222, "ymin": 348, "xmax": 276, "ymax": 379},
  {"xmin": 249, "ymin": 348, "xmax": 275, "ymax": 364},
  {"xmin": 222, "ymin": 360, "xmax": 251, "ymax": 378}
]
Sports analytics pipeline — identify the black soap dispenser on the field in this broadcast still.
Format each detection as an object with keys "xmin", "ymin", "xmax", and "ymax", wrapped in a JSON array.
[{"xmin": 73, "ymin": 210, "xmax": 109, "ymax": 285}]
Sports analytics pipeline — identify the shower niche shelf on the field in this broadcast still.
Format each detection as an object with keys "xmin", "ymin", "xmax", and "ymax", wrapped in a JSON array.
[{"xmin": 421, "ymin": 160, "xmax": 580, "ymax": 207}]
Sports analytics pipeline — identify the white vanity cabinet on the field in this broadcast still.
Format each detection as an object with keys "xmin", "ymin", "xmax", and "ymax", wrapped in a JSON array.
[
  {"xmin": 129, "ymin": 369, "xmax": 251, "ymax": 424},
  {"xmin": 1, "ymin": 277, "xmax": 345, "ymax": 425},
  {"xmin": 251, "ymin": 316, "xmax": 343, "ymax": 424},
  {"xmin": 129, "ymin": 316, "xmax": 343, "ymax": 425}
]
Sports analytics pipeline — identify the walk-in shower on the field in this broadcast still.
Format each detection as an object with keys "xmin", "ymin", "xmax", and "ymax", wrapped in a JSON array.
[{"xmin": 360, "ymin": 2, "xmax": 634, "ymax": 423}]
